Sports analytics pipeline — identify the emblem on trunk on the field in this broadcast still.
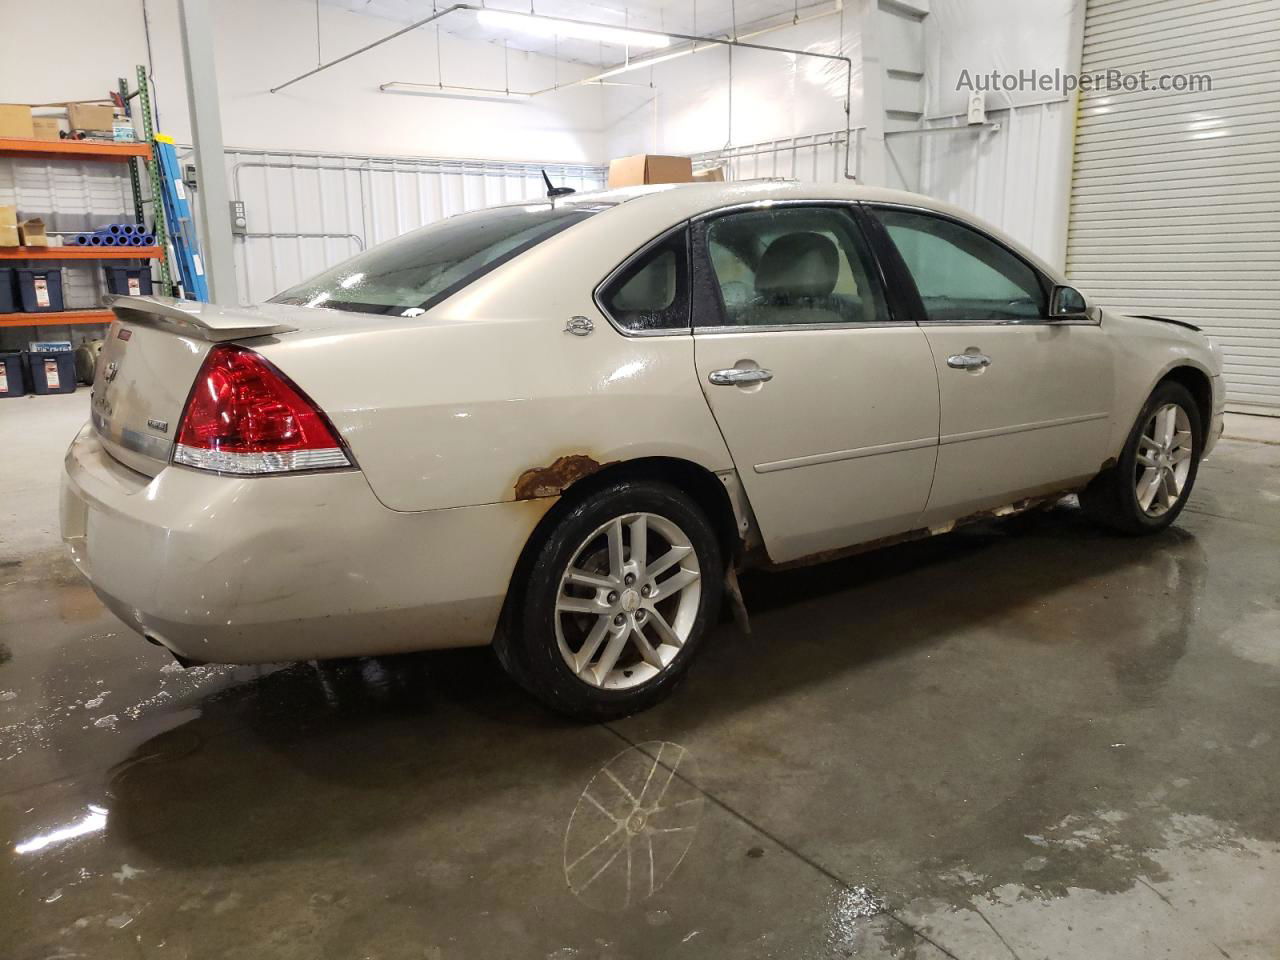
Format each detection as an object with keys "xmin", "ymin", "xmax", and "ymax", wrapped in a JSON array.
[
  {"xmin": 103, "ymin": 362, "xmax": 119, "ymax": 382},
  {"xmin": 147, "ymin": 418, "xmax": 170, "ymax": 434}
]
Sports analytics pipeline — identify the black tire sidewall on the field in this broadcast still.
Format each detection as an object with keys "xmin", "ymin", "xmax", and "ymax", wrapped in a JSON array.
[
  {"xmin": 1115, "ymin": 381, "xmax": 1203, "ymax": 533},
  {"xmin": 513, "ymin": 480, "xmax": 724, "ymax": 720}
]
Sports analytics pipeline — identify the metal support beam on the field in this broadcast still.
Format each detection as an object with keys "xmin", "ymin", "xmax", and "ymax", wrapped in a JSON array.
[
  {"xmin": 177, "ymin": 0, "xmax": 238, "ymax": 304},
  {"xmin": 268, "ymin": 1, "xmax": 859, "ymax": 179}
]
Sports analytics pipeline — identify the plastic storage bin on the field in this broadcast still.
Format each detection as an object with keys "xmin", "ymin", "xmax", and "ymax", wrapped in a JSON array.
[
  {"xmin": 103, "ymin": 266, "xmax": 153, "ymax": 297},
  {"xmin": 0, "ymin": 353, "xmax": 27, "ymax": 398},
  {"xmin": 16, "ymin": 268, "xmax": 65, "ymax": 313},
  {"xmin": 0, "ymin": 267, "xmax": 15, "ymax": 313},
  {"xmin": 24, "ymin": 350, "xmax": 77, "ymax": 395}
]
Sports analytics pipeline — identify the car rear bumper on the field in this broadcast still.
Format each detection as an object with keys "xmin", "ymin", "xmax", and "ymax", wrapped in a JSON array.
[{"xmin": 61, "ymin": 424, "xmax": 551, "ymax": 663}]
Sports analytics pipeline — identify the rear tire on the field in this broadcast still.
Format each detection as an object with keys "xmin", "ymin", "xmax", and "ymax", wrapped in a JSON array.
[
  {"xmin": 1080, "ymin": 381, "xmax": 1203, "ymax": 535},
  {"xmin": 496, "ymin": 480, "xmax": 723, "ymax": 721}
]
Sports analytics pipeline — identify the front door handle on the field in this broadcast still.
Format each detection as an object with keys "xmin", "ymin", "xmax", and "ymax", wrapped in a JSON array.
[
  {"xmin": 709, "ymin": 367, "xmax": 774, "ymax": 386},
  {"xmin": 947, "ymin": 353, "xmax": 991, "ymax": 370}
]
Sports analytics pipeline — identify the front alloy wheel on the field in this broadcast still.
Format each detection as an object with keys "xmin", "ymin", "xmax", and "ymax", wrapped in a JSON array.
[
  {"xmin": 1133, "ymin": 403, "xmax": 1194, "ymax": 518},
  {"xmin": 1080, "ymin": 380, "xmax": 1203, "ymax": 535}
]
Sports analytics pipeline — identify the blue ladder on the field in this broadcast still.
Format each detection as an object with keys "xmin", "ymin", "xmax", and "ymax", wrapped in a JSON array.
[{"xmin": 152, "ymin": 134, "xmax": 209, "ymax": 302}]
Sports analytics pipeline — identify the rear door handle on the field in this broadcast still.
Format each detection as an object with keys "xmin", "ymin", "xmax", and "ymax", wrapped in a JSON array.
[
  {"xmin": 947, "ymin": 353, "xmax": 991, "ymax": 370},
  {"xmin": 709, "ymin": 367, "xmax": 774, "ymax": 386}
]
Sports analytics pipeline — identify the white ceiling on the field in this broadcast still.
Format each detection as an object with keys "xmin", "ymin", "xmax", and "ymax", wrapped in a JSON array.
[{"xmin": 320, "ymin": 0, "xmax": 810, "ymax": 67}]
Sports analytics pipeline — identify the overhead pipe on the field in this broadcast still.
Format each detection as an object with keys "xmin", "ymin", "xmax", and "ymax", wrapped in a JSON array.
[{"xmin": 268, "ymin": 1, "xmax": 861, "ymax": 180}]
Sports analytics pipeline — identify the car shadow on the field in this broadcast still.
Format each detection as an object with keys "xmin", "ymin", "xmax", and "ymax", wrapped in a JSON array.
[{"xmin": 103, "ymin": 503, "xmax": 1207, "ymax": 868}]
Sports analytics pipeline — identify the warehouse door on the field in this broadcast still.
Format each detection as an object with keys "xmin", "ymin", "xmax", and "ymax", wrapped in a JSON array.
[{"xmin": 1067, "ymin": 0, "xmax": 1280, "ymax": 414}]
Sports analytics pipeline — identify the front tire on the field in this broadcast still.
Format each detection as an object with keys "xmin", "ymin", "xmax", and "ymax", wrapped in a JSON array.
[
  {"xmin": 497, "ymin": 480, "xmax": 724, "ymax": 721},
  {"xmin": 1081, "ymin": 381, "xmax": 1203, "ymax": 535}
]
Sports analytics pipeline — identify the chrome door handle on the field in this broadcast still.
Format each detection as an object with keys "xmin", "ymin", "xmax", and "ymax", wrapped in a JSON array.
[
  {"xmin": 709, "ymin": 367, "xmax": 773, "ymax": 386},
  {"xmin": 947, "ymin": 353, "xmax": 991, "ymax": 370}
]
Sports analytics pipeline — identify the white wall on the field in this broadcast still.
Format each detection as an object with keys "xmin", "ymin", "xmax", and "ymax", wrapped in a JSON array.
[
  {"xmin": 917, "ymin": 0, "xmax": 1083, "ymax": 268},
  {"xmin": 602, "ymin": 3, "xmax": 867, "ymax": 164},
  {"xmin": 0, "ymin": 0, "xmax": 606, "ymax": 162}
]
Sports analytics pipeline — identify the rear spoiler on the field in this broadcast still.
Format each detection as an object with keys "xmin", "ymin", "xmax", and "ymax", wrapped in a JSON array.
[{"xmin": 106, "ymin": 294, "xmax": 297, "ymax": 342}]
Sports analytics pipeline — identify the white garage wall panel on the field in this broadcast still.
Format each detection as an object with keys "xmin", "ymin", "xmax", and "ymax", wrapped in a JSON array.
[
  {"xmin": 1067, "ymin": 0, "xmax": 1280, "ymax": 414},
  {"xmin": 222, "ymin": 149, "xmax": 606, "ymax": 304}
]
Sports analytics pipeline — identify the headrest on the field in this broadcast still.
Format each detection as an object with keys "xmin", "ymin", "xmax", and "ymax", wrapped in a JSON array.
[
  {"xmin": 611, "ymin": 250, "xmax": 676, "ymax": 312},
  {"xmin": 754, "ymin": 232, "xmax": 839, "ymax": 300}
]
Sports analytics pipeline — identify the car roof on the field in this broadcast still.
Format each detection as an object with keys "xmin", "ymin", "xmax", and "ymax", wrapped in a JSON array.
[{"xmin": 552, "ymin": 180, "xmax": 1064, "ymax": 283}]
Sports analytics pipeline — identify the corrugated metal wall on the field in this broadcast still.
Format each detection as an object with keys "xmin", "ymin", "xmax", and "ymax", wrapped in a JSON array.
[
  {"xmin": 0, "ymin": 147, "xmax": 606, "ymax": 348},
  {"xmin": 1067, "ymin": 0, "xmax": 1280, "ymax": 415},
  {"xmin": 918, "ymin": 99, "xmax": 1075, "ymax": 270}
]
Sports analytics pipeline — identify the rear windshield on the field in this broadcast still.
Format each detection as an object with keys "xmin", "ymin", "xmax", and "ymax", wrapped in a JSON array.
[{"xmin": 271, "ymin": 203, "xmax": 602, "ymax": 316}]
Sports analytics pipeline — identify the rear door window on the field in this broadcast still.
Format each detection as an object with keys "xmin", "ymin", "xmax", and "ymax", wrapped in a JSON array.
[{"xmin": 699, "ymin": 206, "xmax": 889, "ymax": 327}]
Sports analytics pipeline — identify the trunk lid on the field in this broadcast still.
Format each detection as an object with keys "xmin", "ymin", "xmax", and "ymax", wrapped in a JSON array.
[{"xmin": 91, "ymin": 296, "xmax": 300, "ymax": 476}]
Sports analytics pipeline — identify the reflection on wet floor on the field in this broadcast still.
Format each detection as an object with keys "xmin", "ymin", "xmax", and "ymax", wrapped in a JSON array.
[{"xmin": 2, "ymin": 438, "xmax": 1279, "ymax": 958}]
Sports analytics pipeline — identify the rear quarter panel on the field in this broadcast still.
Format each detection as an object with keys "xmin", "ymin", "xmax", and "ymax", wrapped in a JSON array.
[{"xmin": 254, "ymin": 212, "xmax": 733, "ymax": 513}]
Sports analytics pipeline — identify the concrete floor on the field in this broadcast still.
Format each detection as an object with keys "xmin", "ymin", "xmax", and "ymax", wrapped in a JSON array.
[{"xmin": 2, "ymin": 390, "xmax": 1279, "ymax": 960}]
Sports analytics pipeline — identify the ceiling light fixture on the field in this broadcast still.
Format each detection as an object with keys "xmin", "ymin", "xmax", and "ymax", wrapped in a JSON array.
[
  {"xmin": 475, "ymin": 9, "xmax": 672, "ymax": 49},
  {"xmin": 380, "ymin": 81, "xmax": 531, "ymax": 102}
]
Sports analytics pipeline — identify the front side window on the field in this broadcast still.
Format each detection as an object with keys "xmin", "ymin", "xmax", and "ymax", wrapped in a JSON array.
[
  {"xmin": 598, "ymin": 228, "xmax": 690, "ymax": 332},
  {"xmin": 701, "ymin": 206, "xmax": 889, "ymax": 327},
  {"xmin": 273, "ymin": 203, "xmax": 602, "ymax": 316},
  {"xmin": 871, "ymin": 207, "xmax": 1046, "ymax": 323}
]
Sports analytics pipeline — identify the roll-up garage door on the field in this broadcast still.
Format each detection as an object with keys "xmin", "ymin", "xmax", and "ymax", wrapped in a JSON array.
[{"xmin": 1067, "ymin": 0, "xmax": 1280, "ymax": 414}]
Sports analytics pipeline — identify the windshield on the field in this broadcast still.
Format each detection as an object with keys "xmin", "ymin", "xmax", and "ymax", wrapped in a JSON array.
[{"xmin": 271, "ymin": 203, "xmax": 603, "ymax": 316}]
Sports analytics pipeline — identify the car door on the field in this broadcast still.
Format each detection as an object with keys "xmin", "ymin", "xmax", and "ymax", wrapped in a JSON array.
[
  {"xmin": 690, "ymin": 202, "xmax": 940, "ymax": 564},
  {"xmin": 863, "ymin": 204, "xmax": 1115, "ymax": 525}
]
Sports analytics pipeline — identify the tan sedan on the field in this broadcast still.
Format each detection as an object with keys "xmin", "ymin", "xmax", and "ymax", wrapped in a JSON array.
[{"xmin": 62, "ymin": 181, "xmax": 1225, "ymax": 719}]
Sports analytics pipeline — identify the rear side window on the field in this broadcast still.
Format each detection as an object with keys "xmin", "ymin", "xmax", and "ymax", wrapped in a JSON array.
[
  {"xmin": 272, "ymin": 203, "xmax": 601, "ymax": 316},
  {"xmin": 598, "ymin": 228, "xmax": 690, "ymax": 332},
  {"xmin": 871, "ymin": 207, "xmax": 1046, "ymax": 322},
  {"xmin": 701, "ymin": 206, "xmax": 889, "ymax": 327}
]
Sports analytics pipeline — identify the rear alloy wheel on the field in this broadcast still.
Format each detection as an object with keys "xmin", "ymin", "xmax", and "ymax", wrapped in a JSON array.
[
  {"xmin": 499, "ymin": 481, "xmax": 723, "ymax": 720},
  {"xmin": 1081, "ymin": 380, "xmax": 1203, "ymax": 535},
  {"xmin": 555, "ymin": 512, "xmax": 703, "ymax": 690}
]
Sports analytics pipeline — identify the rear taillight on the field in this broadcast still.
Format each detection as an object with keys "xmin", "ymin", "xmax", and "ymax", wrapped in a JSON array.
[{"xmin": 173, "ymin": 345, "xmax": 352, "ymax": 475}]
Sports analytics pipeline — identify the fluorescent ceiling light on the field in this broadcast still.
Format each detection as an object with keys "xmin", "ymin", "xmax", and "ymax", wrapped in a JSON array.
[
  {"xmin": 475, "ymin": 9, "xmax": 672, "ymax": 49},
  {"xmin": 380, "ymin": 82, "xmax": 531, "ymax": 102}
]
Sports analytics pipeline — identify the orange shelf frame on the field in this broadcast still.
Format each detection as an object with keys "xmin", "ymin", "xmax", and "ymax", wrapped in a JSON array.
[
  {"xmin": 0, "ymin": 310, "xmax": 113, "ymax": 328},
  {"xmin": 0, "ymin": 246, "xmax": 162, "ymax": 260},
  {"xmin": 0, "ymin": 137, "xmax": 151, "ymax": 161}
]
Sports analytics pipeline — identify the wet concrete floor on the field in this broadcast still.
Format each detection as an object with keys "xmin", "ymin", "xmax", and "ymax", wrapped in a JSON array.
[{"xmin": 2, "ymin": 393, "xmax": 1279, "ymax": 959}]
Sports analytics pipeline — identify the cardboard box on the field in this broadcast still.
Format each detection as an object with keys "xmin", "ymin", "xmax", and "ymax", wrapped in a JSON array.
[
  {"xmin": 0, "ymin": 205, "xmax": 18, "ymax": 248},
  {"xmin": 693, "ymin": 166, "xmax": 726, "ymax": 182},
  {"xmin": 18, "ymin": 218, "xmax": 48, "ymax": 248},
  {"xmin": 32, "ymin": 117, "xmax": 61, "ymax": 141},
  {"xmin": 67, "ymin": 103, "xmax": 117, "ymax": 133},
  {"xmin": 607, "ymin": 154, "xmax": 695, "ymax": 188},
  {"xmin": 0, "ymin": 104, "xmax": 35, "ymax": 139}
]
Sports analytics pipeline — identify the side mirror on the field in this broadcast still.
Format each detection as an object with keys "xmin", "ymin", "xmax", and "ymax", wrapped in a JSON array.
[{"xmin": 1050, "ymin": 285, "xmax": 1090, "ymax": 319}]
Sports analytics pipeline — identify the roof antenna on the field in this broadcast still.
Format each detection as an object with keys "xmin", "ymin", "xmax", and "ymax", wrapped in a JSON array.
[{"xmin": 542, "ymin": 169, "xmax": 576, "ymax": 199}]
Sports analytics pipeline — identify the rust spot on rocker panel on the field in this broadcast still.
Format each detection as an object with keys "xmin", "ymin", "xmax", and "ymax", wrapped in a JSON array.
[
  {"xmin": 514, "ymin": 455, "xmax": 618, "ymax": 501},
  {"xmin": 757, "ymin": 487, "xmax": 1083, "ymax": 572}
]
